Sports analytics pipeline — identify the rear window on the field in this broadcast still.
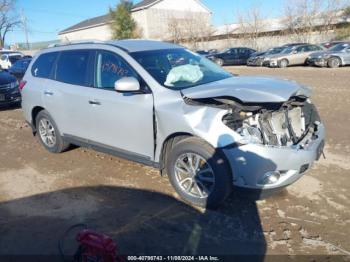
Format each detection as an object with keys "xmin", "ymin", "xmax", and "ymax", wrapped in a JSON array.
[
  {"xmin": 31, "ymin": 52, "xmax": 59, "ymax": 78},
  {"xmin": 55, "ymin": 50, "xmax": 91, "ymax": 86}
]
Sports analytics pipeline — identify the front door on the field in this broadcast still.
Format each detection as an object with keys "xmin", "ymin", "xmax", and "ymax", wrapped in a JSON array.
[{"xmin": 87, "ymin": 50, "xmax": 155, "ymax": 160}]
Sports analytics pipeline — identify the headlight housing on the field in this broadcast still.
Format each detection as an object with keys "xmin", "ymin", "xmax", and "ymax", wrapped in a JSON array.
[{"xmin": 10, "ymin": 81, "xmax": 19, "ymax": 89}]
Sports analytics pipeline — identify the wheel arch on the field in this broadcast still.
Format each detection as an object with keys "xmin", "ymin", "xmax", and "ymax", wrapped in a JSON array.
[
  {"xmin": 328, "ymin": 56, "xmax": 344, "ymax": 66},
  {"xmin": 158, "ymin": 132, "xmax": 193, "ymax": 174},
  {"xmin": 31, "ymin": 106, "xmax": 45, "ymax": 132}
]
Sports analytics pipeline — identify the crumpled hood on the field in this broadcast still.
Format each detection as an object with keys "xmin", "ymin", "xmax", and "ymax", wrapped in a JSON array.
[{"xmin": 181, "ymin": 76, "xmax": 312, "ymax": 103}]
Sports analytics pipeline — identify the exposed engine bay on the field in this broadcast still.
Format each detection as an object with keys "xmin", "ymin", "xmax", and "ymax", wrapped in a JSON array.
[{"xmin": 184, "ymin": 95, "xmax": 321, "ymax": 147}]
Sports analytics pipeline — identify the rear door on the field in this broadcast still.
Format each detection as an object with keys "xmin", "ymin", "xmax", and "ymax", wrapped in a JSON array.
[
  {"xmin": 86, "ymin": 50, "xmax": 155, "ymax": 160},
  {"xmin": 43, "ymin": 50, "xmax": 95, "ymax": 140}
]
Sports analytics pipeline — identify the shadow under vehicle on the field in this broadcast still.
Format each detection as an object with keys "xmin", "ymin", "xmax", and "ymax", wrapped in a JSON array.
[{"xmin": 0, "ymin": 185, "xmax": 267, "ymax": 260}]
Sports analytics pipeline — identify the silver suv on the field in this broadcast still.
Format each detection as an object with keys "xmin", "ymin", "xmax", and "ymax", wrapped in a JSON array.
[{"xmin": 21, "ymin": 40, "xmax": 325, "ymax": 208}]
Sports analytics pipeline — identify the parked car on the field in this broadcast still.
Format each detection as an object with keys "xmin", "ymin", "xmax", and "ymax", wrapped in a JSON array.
[
  {"xmin": 0, "ymin": 52, "xmax": 24, "ymax": 70},
  {"xmin": 21, "ymin": 40, "xmax": 325, "ymax": 208},
  {"xmin": 263, "ymin": 44, "xmax": 324, "ymax": 68},
  {"xmin": 247, "ymin": 47, "xmax": 284, "ymax": 66},
  {"xmin": 0, "ymin": 70, "xmax": 21, "ymax": 108},
  {"xmin": 321, "ymin": 41, "xmax": 347, "ymax": 49},
  {"xmin": 8, "ymin": 58, "xmax": 32, "ymax": 80},
  {"xmin": 206, "ymin": 47, "xmax": 256, "ymax": 66},
  {"xmin": 307, "ymin": 43, "xmax": 350, "ymax": 68}
]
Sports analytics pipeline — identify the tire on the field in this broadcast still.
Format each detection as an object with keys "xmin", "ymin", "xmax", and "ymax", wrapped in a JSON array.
[
  {"xmin": 35, "ymin": 110, "xmax": 70, "ymax": 153},
  {"xmin": 327, "ymin": 57, "xmax": 341, "ymax": 68},
  {"xmin": 167, "ymin": 137, "xmax": 233, "ymax": 209},
  {"xmin": 215, "ymin": 58, "xmax": 224, "ymax": 66},
  {"xmin": 278, "ymin": 59, "xmax": 289, "ymax": 68}
]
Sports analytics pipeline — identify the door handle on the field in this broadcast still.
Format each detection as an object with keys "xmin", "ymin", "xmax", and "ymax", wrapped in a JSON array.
[
  {"xmin": 89, "ymin": 100, "xmax": 101, "ymax": 106},
  {"xmin": 44, "ymin": 91, "xmax": 54, "ymax": 96}
]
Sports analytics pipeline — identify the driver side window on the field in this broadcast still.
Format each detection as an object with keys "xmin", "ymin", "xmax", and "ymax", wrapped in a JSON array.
[{"xmin": 95, "ymin": 51, "xmax": 138, "ymax": 90}]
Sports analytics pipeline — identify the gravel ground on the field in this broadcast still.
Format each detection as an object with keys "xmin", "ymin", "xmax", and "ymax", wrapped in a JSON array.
[{"xmin": 0, "ymin": 66, "xmax": 349, "ymax": 259}]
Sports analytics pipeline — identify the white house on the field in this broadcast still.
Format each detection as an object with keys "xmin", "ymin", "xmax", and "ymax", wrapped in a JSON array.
[{"xmin": 58, "ymin": 0, "xmax": 212, "ymax": 42}]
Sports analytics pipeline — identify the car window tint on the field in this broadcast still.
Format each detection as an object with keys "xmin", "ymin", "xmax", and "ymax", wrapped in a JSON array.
[
  {"xmin": 95, "ymin": 51, "xmax": 138, "ymax": 89},
  {"xmin": 31, "ymin": 52, "xmax": 59, "ymax": 78},
  {"xmin": 56, "ymin": 50, "xmax": 91, "ymax": 86}
]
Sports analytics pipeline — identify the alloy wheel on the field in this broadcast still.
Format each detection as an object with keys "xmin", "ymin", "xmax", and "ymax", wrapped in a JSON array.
[
  {"xmin": 38, "ymin": 118, "xmax": 57, "ymax": 148},
  {"xmin": 174, "ymin": 153, "xmax": 215, "ymax": 199}
]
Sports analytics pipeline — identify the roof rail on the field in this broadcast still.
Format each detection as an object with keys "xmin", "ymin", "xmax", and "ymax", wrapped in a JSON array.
[{"xmin": 47, "ymin": 40, "xmax": 106, "ymax": 48}]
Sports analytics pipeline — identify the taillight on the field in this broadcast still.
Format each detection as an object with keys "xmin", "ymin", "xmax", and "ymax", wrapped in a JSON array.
[{"xmin": 19, "ymin": 80, "xmax": 27, "ymax": 91}]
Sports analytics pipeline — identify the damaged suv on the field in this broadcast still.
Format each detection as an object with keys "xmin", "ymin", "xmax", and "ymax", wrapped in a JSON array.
[{"xmin": 21, "ymin": 40, "xmax": 325, "ymax": 208}]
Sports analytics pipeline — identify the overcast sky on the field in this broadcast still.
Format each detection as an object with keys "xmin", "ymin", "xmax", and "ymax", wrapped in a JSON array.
[{"xmin": 7, "ymin": 0, "xmax": 284, "ymax": 44}]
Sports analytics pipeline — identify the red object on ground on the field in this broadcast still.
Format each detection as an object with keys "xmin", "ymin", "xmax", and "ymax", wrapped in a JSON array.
[{"xmin": 76, "ymin": 229, "xmax": 119, "ymax": 262}]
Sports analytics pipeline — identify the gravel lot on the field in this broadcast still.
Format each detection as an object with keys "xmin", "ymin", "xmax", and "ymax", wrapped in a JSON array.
[{"xmin": 0, "ymin": 66, "xmax": 349, "ymax": 258}]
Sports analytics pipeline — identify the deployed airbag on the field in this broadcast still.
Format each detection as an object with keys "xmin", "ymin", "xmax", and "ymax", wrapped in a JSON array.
[{"xmin": 164, "ymin": 65, "xmax": 203, "ymax": 87}]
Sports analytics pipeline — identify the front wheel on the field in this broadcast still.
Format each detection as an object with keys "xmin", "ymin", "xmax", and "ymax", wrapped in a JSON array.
[
  {"xmin": 167, "ymin": 137, "xmax": 233, "ymax": 209},
  {"xmin": 278, "ymin": 59, "xmax": 289, "ymax": 68},
  {"xmin": 215, "ymin": 58, "xmax": 224, "ymax": 66}
]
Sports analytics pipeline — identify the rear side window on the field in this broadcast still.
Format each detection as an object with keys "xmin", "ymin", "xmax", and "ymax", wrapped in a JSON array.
[
  {"xmin": 56, "ymin": 50, "xmax": 91, "ymax": 86},
  {"xmin": 31, "ymin": 52, "xmax": 59, "ymax": 78}
]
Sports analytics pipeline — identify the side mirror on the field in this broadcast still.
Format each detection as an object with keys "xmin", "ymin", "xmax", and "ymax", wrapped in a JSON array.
[
  {"xmin": 292, "ymin": 50, "xmax": 298, "ymax": 54},
  {"xmin": 114, "ymin": 77, "xmax": 140, "ymax": 93}
]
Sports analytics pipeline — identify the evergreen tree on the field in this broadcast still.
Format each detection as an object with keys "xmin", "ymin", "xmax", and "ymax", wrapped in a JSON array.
[{"xmin": 109, "ymin": 0, "xmax": 139, "ymax": 39}]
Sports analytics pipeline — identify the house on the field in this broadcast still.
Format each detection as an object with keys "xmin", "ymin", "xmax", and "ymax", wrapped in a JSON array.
[{"xmin": 58, "ymin": 0, "xmax": 212, "ymax": 42}]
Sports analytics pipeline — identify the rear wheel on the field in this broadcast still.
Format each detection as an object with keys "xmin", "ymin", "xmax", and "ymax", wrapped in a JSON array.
[
  {"xmin": 167, "ymin": 137, "xmax": 232, "ymax": 209},
  {"xmin": 36, "ymin": 110, "xmax": 70, "ymax": 153},
  {"xmin": 278, "ymin": 59, "xmax": 289, "ymax": 68},
  {"xmin": 327, "ymin": 57, "xmax": 341, "ymax": 68}
]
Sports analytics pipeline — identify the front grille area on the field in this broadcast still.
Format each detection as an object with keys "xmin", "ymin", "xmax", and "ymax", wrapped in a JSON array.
[
  {"xmin": 0, "ymin": 84, "xmax": 11, "ymax": 93},
  {"xmin": 260, "ymin": 107, "xmax": 306, "ymax": 146}
]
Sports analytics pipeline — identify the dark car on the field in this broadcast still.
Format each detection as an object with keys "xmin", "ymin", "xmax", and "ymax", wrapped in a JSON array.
[
  {"xmin": 206, "ymin": 47, "xmax": 256, "ymax": 66},
  {"xmin": 8, "ymin": 58, "xmax": 32, "ymax": 80},
  {"xmin": 0, "ymin": 70, "xmax": 21, "ymax": 108}
]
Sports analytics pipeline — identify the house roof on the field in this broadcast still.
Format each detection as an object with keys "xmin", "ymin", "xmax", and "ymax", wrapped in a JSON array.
[
  {"xmin": 59, "ymin": 0, "xmax": 212, "ymax": 35},
  {"xmin": 59, "ymin": 14, "xmax": 111, "ymax": 35},
  {"xmin": 131, "ymin": 0, "xmax": 160, "ymax": 11}
]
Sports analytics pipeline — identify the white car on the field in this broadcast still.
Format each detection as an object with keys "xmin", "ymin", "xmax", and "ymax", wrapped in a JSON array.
[
  {"xmin": 21, "ymin": 40, "xmax": 325, "ymax": 208},
  {"xmin": 0, "ymin": 52, "xmax": 24, "ymax": 70}
]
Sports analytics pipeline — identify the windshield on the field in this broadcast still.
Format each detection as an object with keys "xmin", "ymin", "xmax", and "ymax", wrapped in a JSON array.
[
  {"xmin": 280, "ymin": 47, "xmax": 294, "ymax": 54},
  {"xmin": 267, "ymin": 47, "xmax": 284, "ymax": 55},
  {"xmin": 329, "ymin": 43, "xmax": 349, "ymax": 52},
  {"xmin": 131, "ymin": 49, "xmax": 233, "ymax": 90}
]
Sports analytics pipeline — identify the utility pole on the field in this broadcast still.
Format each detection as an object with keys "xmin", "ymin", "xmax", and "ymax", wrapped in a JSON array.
[{"xmin": 21, "ymin": 9, "xmax": 30, "ymax": 50}]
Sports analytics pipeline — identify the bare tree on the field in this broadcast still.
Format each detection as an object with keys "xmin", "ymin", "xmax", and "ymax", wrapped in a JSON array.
[
  {"xmin": 236, "ymin": 4, "xmax": 266, "ymax": 50},
  {"xmin": 283, "ymin": 0, "xmax": 349, "ymax": 42},
  {"xmin": 167, "ymin": 12, "xmax": 213, "ymax": 48},
  {"xmin": 0, "ymin": 0, "xmax": 20, "ymax": 47}
]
